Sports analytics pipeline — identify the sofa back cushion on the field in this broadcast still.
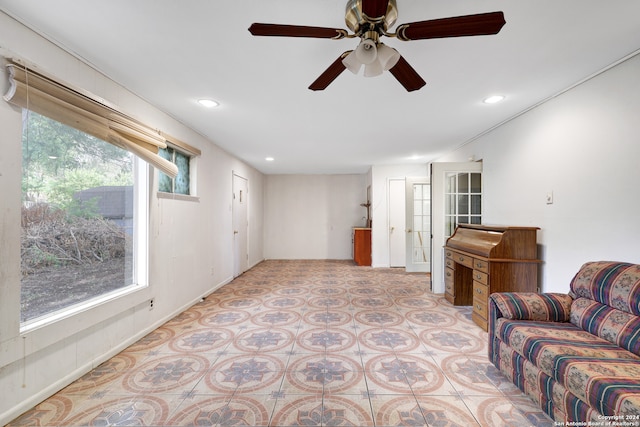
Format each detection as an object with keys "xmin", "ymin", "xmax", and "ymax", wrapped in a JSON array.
[
  {"xmin": 570, "ymin": 297, "xmax": 640, "ymax": 356},
  {"xmin": 569, "ymin": 261, "xmax": 640, "ymax": 316},
  {"xmin": 491, "ymin": 292, "xmax": 572, "ymax": 322}
]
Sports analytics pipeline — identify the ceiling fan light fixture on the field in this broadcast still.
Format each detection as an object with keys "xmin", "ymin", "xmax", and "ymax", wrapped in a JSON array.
[
  {"xmin": 342, "ymin": 50, "xmax": 362, "ymax": 74},
  {"xmin": 363, "ymin": 59, "xmax": 383, "ymax": 77},
  {"xmin": 355, "ymin": 39, "xmax": 377, "ymax": 64},
  {"xmin": 376, "ymin": 43, "xmax": 401, "ymax": 70}
]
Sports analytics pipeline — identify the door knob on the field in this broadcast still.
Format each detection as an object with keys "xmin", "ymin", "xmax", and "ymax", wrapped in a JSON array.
[
  {"xmin": 406, "ymin": 229, "xmax": 412, "ymax": 233},
  {"xmin": 233, "ymin": 230, "xmax": 239, "ymax": 235}
]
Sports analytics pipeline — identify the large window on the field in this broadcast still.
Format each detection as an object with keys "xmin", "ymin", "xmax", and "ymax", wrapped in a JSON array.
[{"xmin": 21, "ymin": 110, "xmax": 147, "ymax": 324}]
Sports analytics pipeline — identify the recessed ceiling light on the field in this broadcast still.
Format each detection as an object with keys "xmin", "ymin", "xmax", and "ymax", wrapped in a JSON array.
[
  {"xmin": 265, "ymin": 157, "xmax": 275, "ymax": 162},
  {"xmin": 483, "ymin": 95, "xmax": 505, "ymax": 104},
  {"xmin": 198, "ymin": 99, "xmax": 219, "ymax": 108}
]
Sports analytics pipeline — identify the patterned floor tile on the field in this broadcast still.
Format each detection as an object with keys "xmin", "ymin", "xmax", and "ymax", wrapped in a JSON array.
[
  {"xmin": 303, "ymin": 309, "xmax": 353, "ymax": 327},
  {"xmin": 232, "ymin": 327, "xmax": 296, "ymax": 353},
  {"xmin": 359, "ymin": 327, "xmax": 421, "ymax": 353},
  {"xmin": 419, "ymin": 326, "xmax": 486, "ymax": 355},
  {"xmin": 165, "ymin": 394, "xmax": 240, "ymax": 426},
  {"xmin": 414, "ymin": 395, "xmax": 481, "ymax": 426},
  {"xmin": 198, "ymin": 309, "xmax": 252, "ymax": 328},
  {"xmin": 251, "ymin": 309, "xmax": 302, "ymax": 327},
  {"xmin": 7, "ymin": 260, "xmax": 554, "ymax": 427},
  {"xmin": 462, "ymin": 395, "xmax": 555, "ymax": 427},
  {"xmin": 296, "ymin": 327, "xmax": 357, "ymax": 353},
  {"xmin": 205, "ymin": 354, "xmax": 285, "ymax": 395},
  {"xmin": 354, "ymin": 310, "xmax": 405, "ymax": 328},
  {"xmin": 61, "ymin": 395, "xmax": 169, "ymax": 426},
  {"xmin": 122, "ymin": 354, "xmax": 210, "ymax": 395},
  {"xmin": 371, "ymin": 394, "xmax": 427, "ymax": 427},
  {"xmin": 270, "ymin": 394, "xmax": 324, "ymax": 426},
  {"xmin": 284, "ymin": 353, "xmax": 366, "ymax": 395}
]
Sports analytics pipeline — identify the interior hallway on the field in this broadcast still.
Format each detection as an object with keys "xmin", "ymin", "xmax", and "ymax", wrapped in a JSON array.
[{"xmin": 8, "ymin": 260, "xmax": 554, "ymax": 426}]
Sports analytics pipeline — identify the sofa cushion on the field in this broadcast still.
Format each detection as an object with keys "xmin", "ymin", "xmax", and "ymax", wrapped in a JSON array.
[
  {"xmin": 571, "ymin": 297, "xmax": 640, "ymax": 356},
  {"xmin": 570, "ymin": 261, "xmax": 640, "ymax": 316},
  {"xmin": 491, "ymin": 292, "xmax": 573, "ymax": 322},
  {"xmin": 552, "ymin": 356, "xmax": 640, "ymax": 415},
  {"xmin": 496, "ymin": 318, "xmax": 640, "ymax": 416},
  {"xmin": 495, "ymin": 319, "xmax": 640, "ymax": 375}
]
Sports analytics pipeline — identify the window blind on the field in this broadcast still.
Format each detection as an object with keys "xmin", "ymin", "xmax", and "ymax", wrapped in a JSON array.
[{"xmin": 3, "ymin": 61, "xmax": 180, "ymax": 178}]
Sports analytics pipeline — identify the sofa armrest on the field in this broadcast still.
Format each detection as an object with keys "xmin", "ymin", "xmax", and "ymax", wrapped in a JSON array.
[{"xmin": 489, "ymin": 292, "xmax": 573, "ymax": 322}]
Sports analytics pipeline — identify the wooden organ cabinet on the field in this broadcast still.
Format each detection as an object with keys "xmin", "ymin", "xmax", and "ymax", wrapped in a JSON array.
[{"xmin": 444, "ymin": 224, "xmax": 541, "ymax": 331}]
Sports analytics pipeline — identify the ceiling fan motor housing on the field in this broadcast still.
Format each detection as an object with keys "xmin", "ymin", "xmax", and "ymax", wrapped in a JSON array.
[{"xmin": 345, "ymin": 0, "xmax": 398, "ymax": 36}]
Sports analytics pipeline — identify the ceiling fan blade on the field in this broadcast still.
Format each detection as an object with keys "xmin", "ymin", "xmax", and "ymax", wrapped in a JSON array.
[
  {"xmin": 396, "ymin": 11, "xmax": 505, "ymax": 41},
  {"xmin": 388, "ymin": 56, "xmax": 426, "ymax": 92},
  {"xmin": 361, "ymin": 0, "xmax": 389, "ymax": 19},
  {"xmin": 309, "ymin": 52, "xmax": 351, "ymax": 91},
  {"xmin": 249, "ymin": 23, "xmax": 346, "ymax": 39}
]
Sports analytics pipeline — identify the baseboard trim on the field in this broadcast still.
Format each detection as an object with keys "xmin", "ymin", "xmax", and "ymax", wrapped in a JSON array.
[{"xmin": 0, "ymin": 275, "xmax": 234, "ymax": 426}]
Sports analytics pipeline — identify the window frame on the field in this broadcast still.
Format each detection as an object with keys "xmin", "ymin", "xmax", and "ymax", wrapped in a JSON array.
[
  {"xmin": 444, "ymin": 171, "xmax": 482, "ymax": 238},
  {"xmin": 5, "ymin": 160, "xmax": 153, "ymax": 370},
  {"xmin": 158, "ymin": 146, "xmax": 191, "ymax": 194},
  {"xmin": 19, "ymin": 155, "xmax": 151, "ymax": 333},
  {"xmin": 0, "ymin": 58, "xmax": 170, "ymax": 371},
  {"xmin": 156, "ymin": 144, "xmax": 199, "ymax": 202}
]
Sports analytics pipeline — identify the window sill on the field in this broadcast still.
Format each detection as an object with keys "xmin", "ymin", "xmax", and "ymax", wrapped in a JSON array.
[
  {"xmin": 0, "ymin": 283, "xmax": 152, "ymax": 368},
  {"xmin": 157, "ymin": 192, "xmax": 199, "ymax": 202},
  {"xmin": 20, "ymin": 284, "xmax": 148, "ymax": 334}
]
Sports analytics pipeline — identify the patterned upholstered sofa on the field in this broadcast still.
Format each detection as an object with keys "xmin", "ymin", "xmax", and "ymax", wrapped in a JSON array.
[{"xmin": 489, "ymin": 261, "xmax": 640, "ymax": 423}]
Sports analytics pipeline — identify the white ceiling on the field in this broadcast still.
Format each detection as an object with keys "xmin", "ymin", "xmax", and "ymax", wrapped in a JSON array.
[{"xmin": 1, "ymin": 1, "xmax": 639, "ymax": 174}]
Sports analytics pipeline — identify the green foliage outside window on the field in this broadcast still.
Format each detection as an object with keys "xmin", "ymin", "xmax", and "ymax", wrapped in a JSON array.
[
  {"xmin": 22, "ymin": 110, "xmax": 133, "ymax": 213},
  {"xmin": 21, "ymin": 110, "xmax": 138, "ymax": 323}
]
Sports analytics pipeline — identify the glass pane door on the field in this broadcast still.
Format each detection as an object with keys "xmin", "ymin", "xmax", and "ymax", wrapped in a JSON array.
[
  {"xmin": 444, "ymin": 172, "xmax": 482, "ymax": 238},
  {"xmin": 412, "ymin": 184, "xmax": 430, "ymax": 264}
]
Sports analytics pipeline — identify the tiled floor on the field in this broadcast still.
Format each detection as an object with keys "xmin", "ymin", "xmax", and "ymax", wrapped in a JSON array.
[{"xmin": 8, "ymin": 260, "xmax": 554, "ymax": 426}]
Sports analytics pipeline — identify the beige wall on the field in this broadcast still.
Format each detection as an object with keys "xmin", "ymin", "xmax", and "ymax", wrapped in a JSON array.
[{"xmin": 264, "ymin": 174, "xmax": 368, "ymax": 260}]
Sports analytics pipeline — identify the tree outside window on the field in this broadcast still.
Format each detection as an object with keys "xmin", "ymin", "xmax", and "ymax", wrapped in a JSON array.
[{"xmin": 21, "ymin": 110, "xmax": 144, "ymax": 323}]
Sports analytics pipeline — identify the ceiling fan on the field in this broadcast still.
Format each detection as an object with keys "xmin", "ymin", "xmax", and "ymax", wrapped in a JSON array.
[{"xmin": 248, "ymin": 0, "xmax": 505, "ymax": 92}]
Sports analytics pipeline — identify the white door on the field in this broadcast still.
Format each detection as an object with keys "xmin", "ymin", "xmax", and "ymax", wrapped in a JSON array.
[
  {"xmin": 232, "ymin": 173, "xmax": 248, "ymax": 277},
  {"xmin": 388, "ymin": 178, "xmax": 406, "ymax": 267},
  {"xmin": 431, "ymin": 162, "xmax": 482, "ymax": 293},
  {"xmin": 405, "ymin": 177, "xmax": 431, "ymax": 273}
]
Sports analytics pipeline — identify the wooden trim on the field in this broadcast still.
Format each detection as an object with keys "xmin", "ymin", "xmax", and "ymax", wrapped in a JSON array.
[{"xmin": 161, "ymin": 131, "xmax": 202, "ymax": 157}]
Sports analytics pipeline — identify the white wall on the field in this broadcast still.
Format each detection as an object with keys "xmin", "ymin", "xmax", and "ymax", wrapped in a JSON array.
[
  {"xmin": 0, "ymin": 12, "xmax": 264, "ymax": 424},
  {"xmin": 436, "ymin": 53, "xmax": 640, "ymax": 293},
  {"xmin": 264, "ymin": 174, "xmax": 367, "ymax": 260}
]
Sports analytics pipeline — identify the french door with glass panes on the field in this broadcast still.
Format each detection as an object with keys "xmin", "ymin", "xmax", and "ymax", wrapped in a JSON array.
[
  {"xmin": 445, "ymin": 172, "xmax": 482, "ymax": 238},
  {"xmin": 430, "ymin": 161, "xmax": 482, "ymax": 294},
  {"xmin": 405, "ymin": 178, "xmax": 431, "ymax": 273}
]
